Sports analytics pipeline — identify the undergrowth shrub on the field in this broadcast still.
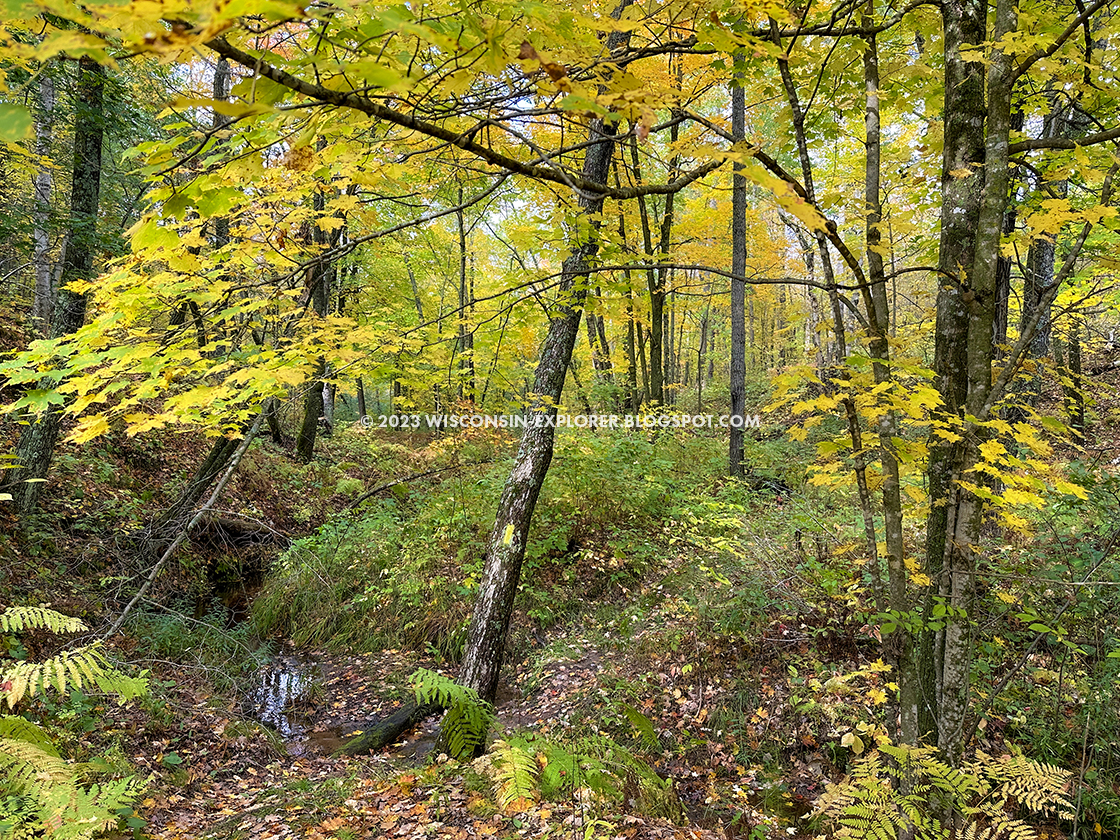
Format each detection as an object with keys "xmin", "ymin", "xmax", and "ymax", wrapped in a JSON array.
[
  {"xmin": 484, "ymin": 729, "xmax": 682, "ymax": 821},
  {"xmin": 816, "ymin": 744, "xmax": 1074, "ymax": 840},
  {"xmin": 126, "ymin": 606, "xmax": 272, "ymax": 693}
]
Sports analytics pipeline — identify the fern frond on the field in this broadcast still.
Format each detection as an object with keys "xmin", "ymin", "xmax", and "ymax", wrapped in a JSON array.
[
  {"xmin": 0, "ymin": 716, "xmax": 58, "ymax": 756},
  {"xmin": 1, "ymin": 643, "xmax": 148, "ymax": 709},
  {"xmin": 0, "ymin": 607, "xmax": 87, "ymax": 635},
  {"xmin": 819, "ymin": 744, "xmax": 1075, "ymax": 840},
  {"xmin": 491, "ymin": 739, "xmax": 540, "ymax": 809},
  {"xmin": 410, "ymin": 669, "xmax": 492, "ymax": 760},
  {"xmin": 620, "ymin": 704, "xmax": 660, "ymax": 750},
  {"xmin": 0, "ymin": 737, "xmax": 72, "ymax": 795},
  {"xmin": 38, "ymin": 775, "xmax": 147, "ymax": 840}
]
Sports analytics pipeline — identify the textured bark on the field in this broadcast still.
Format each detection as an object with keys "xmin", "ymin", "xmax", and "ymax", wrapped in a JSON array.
[
  {"xmin": 8, "ymin": 57, "xmax": 105, "ymax": 518},
  {"xmin": 925, "ymin": 0, "xmax": 1017, "ymax": 763},
  {"xmin": 863, "ymin": 3, "xmax": 910, "ymax": 734},
  {"xmin": 31, "ymin": 73, "xmax": 56, "ymax": 334},
  {"xmin": 211, "ymin": 57, "xmax": 232, "ymax": 249},
  {"xmin": 626, "ymin": 286, "xmax": 639, "ymax": 412},
  {"xmin": 146, "ymin": 435, "xmax": 241, "ymax": 549},
  {"xmin": 339, "ymin": 701, "xmax": 438, "ymax": 755},
  {"xmin": 264, "ymin": 396, "xmax": 284, "ymax": 445},
  {"xmin": 296, "ymin": 179, "xmax": 329, "ymax": 463},
  {"xmin": 457, "ymin": 12, "xmax": 631, "ymax": 703},
  {"xmin": 455, "ymin": 196, "xmax": 476, "ymax": 401},
  {"xmin": 729, "ymin": 78, "xmax": 747, "ymax": 477},
  {"xmin": 297, "ymin": 357, "xmax": 326, "ymax": 462},
  {"xmin": 630, "ymin": 136, "xmax": 664, "ymax": 406},
  {"xmin": 356, "ymin": 378, "xmax": 368, "ymax": 420},
  {"xmin": 919, "ymin": 0, "xmax": 987, "ymax": 747}
]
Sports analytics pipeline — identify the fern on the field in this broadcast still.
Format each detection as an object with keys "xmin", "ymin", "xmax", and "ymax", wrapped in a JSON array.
[
  {"xmin": 0, "ymin": 607, "xmax": 87, "ymax": 635},
  {"xmin": 484, "ymin": 732, "xmax": 681, "ymax": 820},
  {"xmin": 491, "ymin": 739, "xmax": 541, "ymax": 808},
  {"xmin": 409, "ymin": 668, "xmax": 493, "ymax": 760},
  {"xmin": 1, "ymin": 643, "xmax": 148, "ymax": 709},
  {"xmin": 817, "ymin": 744, "xmax": 1074, "ymax": 840},
  {"xmin": 0, "ymin": 606, "xmax": 149, "ymax": 839},
  {"xmin": 0, "ymin": 715, "xmax": 58, "ymax": 755},
  {"xmin": 621, "ymin": 704, "xmax": 660, "ymax": 751}
]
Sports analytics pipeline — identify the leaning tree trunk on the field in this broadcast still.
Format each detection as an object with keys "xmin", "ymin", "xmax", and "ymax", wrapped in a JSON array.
[
  {"xmin": 142, "ymin": 433, "xmax": 243, "ymax": 552},
  {"xmin": 456, "ymin": 14, "xmax": 631, "ymax": 703},
  {"xmin": 8, "ymin": 56, "xmax": 104, "ymax": 518}
]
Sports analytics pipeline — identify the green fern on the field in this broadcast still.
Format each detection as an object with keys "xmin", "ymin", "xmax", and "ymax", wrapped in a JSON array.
[
  {"xmin": 409, "ymin": 668, "xmax": 493, "ymax": 760},
  {"xmin": 0, "ymin": 606, "xmax": 149, "ymax": 839},
  {"xmin": 817, "ymin": 744, "xmax": 1074, "ymax": 840},
  {"xmin": 0, "ymin": 715, "xmax": 58, "ymax": 755},
  {"xmin": 491, "ymin": 739, "xmax": 541, "ymax": 807},
  {"xmin": 487, "ymin": 732, "xmax": 681, "ymax": 820},
  {"xmin": 2, "ymin": 642, "xmax": 148, "ymax": 709}
]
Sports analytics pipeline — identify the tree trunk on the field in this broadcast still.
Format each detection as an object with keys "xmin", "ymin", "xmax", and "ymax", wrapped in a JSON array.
[
  {"xmin": 729, "ymin": 76, "xmax": 747, "ymax": 477},
  {"xmin": 697, "ymin": 295, "xmax": 710, "ymax": 414},
  {"xmin": 297, "ymin": 357, "xmax": 326, "ymax": 462},
  {"xmin": 626, "ymin": 281, "xmax": 640, "ymax": 413},
  {"xmin": 7, "ymin": 57, "xmax": 104, "ymax": 518},
  {"xmin": 31, "ymin": 72, "xmax": 56, "ymax": 335},
  {"xmin": 146, "ymin": 434, "xmax": 242, "ymax": 548},
  {"xmin": 630, "ymin": 136, "xmax": 664, "ymax": 406},
  {"xmin": 264, "ymin": 396, "xmax": 284, "ymax": 445},
  {"xmin": 863, "ymin": 1, "xmax": 910, "ymax": 734},
  {"xmin": 456, "ymin": 14, "xmax": 629, "ymax": 702},
  {"xmin": 356, "ymin": 377, "xmax": 368, "ymax": 420},
  {"xmin": 296, "ymin": 179, "xmax": 329, "ymax": 463},
  {"xmin": 919, "ymin": 0, "xmax": 987, "ymax": 748}
]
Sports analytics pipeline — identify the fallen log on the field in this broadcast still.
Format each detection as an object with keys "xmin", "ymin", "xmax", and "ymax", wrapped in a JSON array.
[{"xmin": 337, "ymin": 701, "xmax": 440, "ymax": 755}]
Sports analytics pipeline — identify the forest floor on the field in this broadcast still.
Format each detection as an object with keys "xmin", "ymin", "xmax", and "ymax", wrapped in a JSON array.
[{"xmin": 106, "ymin": 614, "xmax": 831, "ymax": 840}]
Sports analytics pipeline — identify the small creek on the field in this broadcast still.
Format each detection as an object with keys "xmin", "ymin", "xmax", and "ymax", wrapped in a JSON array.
[
  {"xmin": 247, "ymin": 653, "xmax": 317, "ymax": 738},
  {"xmin": 244, "ymin": 652, "xmax": 352, "ymax": 756}
]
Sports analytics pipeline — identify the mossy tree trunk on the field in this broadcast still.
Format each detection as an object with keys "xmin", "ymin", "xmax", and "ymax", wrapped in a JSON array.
[{"xmin": 8, "ymin": 56, "xmax": 105, "ymax": 519}]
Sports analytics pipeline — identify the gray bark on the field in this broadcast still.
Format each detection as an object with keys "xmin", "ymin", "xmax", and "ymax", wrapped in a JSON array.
[
  {"xmin": 8, "ymin": 57, "xmax": 105, "ymax": 518},
  {"xmin": 457, "ymin": 10, "xmax": 631, "ymax": 704},
  {"xmin": 729, "ymin": 77, "xmax": 747, "ymax": 477},
  {"xmin": 31, "ymin": 73, "xmax": 56, "ymax": 334},
  {"xmin": 920, "ymin": 0, "xmax": 987, "ymax": 747}
]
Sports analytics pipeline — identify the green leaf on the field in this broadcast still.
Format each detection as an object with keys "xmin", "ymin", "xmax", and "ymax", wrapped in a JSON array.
[
  {"xmin": 13, "ymin": 389, "xmax": 64, "ymax": 413},
  {"xmin": 161, "ymin": 753, "xmax": 183, "ymax": 766},
  {"xmin": 0, "ymin": 104, "xmax": 33, "ymax": 142}
]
